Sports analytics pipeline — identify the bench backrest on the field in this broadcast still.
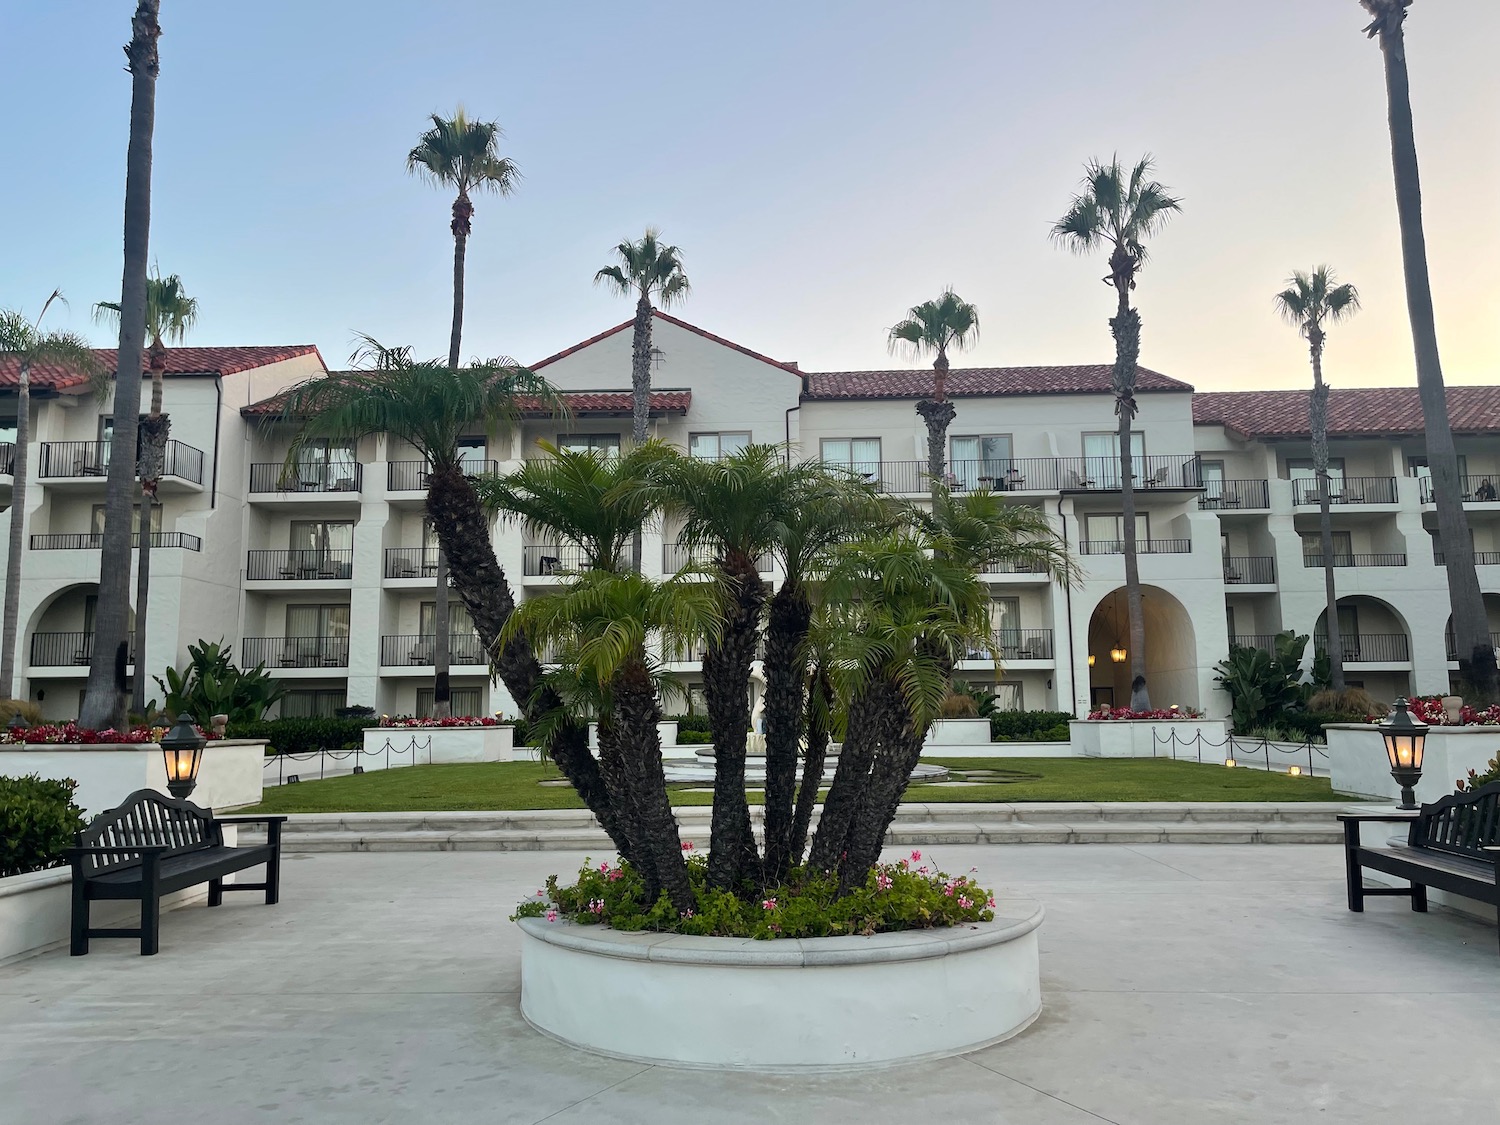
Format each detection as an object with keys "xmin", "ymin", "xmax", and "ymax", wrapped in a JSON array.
[
  {"xmin": 1411, "ymin": 780, "xmax": 1500, "ymax": 861},
  {"xmin": 76, "ymin": 789, "xmax": 220, "ymax": 875}
]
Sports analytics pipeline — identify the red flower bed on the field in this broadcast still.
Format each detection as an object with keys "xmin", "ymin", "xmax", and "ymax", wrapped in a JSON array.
[
  {"xmin": 0, "ymin": 722, "xmax": 215, "ymax": 745},
  {"xmin": 1085, "ymin": 706, "xmax": 1205, "ymax": 720},
  {"xmin": 378, "ymin": 715, "xmax": 506, "ymax": 729},
  {"xmin": 1404, "ymin": 695, "xmax": 1500, "ymax": 727}
]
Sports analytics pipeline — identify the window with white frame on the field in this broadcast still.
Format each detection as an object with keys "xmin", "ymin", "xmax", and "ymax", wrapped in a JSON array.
[
  {"xmin": 689, "ymin": 432, "xmax": 750, "ymax": 461},
  {"xmin": 558, "ymin": 433, "xmax": 621, "ymax": 456},
  {"xmin": 417, "ymin": 687, "xmax": 482, "ymax": 718},
  {"xmin": 280, "ymin": 689, "xmax": 347, "ymax": 718},
  {"xmin": 993, "ymin": 682, "xmax": 1024, "ymax": 712},
  {"xmin": 951, "ymin": 435, "xmax": 1013, "ymax": 489},
  {"xmin": 1083, "ymin": 512, "xmax": 1148, "ymax": 551},
  {"xmin": 1082, "ymin": 431, "xmax": 1144, "ymax": 488},
  {"xmin": 820, "ymin": 438, "xmax": 881, "ymax": 479}
]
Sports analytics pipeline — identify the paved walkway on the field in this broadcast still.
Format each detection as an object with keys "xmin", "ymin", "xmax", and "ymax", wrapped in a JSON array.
[{"xmin": 1, "ymin": 845, "xmax": 1495, "ymax": 1124}]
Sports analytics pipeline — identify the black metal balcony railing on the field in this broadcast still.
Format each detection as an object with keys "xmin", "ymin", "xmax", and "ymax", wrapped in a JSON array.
[
  {"xmin": 387, "ymin": 459, "xmax": 499, "ymax": 492},
  {"xmin": 241, "ymin": 636, "xmax": 350, "ymax": 669},
  {"xmin": 29, "ymin": 632, "xmax": 134, "ymax": 667},
  {"xmin": 943, "ymin": 458, "xmax": 1063, "ymax": 493},
  {"xmin": 29, "ymin": 531, "xmax": 202, "ymax": 551},
  {"xmin": 0, "ymin": 442, "xmax": 14, "ymax": 476},
  {"xmin": 380, "ymin": 634, "xmax": 488, "ymax": 667},
  {"xmin": 1446, "ymin": 633, "xmax": 1500, "ymax": 661},
  {"xmin": 1418, "ymin": 475, "xmax": 1500, "ymax": 504},
  {"xmin": 1057, "ymin": 454, "xmax": 1202, "ymax": 492},
  {"xmin": 663, "ymin": 542, "xmax": 774, "ymax": 573},
  {"xmin": 1079, "ymin": 539, "xmax": 1192, "ymax": 555},
  {"xmin": 982, "ymin": 556, "xmax": 1050, "ymax": 576},
  {"xmin": 246, "ymin": 549, "xmax": 354, "ymax": 581},
  {"xmin": 38, "ymin": 439, "xmax": 204, "ymax": 484},
  {"xmin": 384, "ymin": 547, "xmax": 441, "ymax": 578},
  {"xmin": 1434, "ymin": 550, "xmax": 1500, "ymax": 566},
  {"xmin": 1229, "ymin": 634, "xmax": 1281, "ymax": 652},
  {"xmin": 1291, "ymin": 476, "xmax": 1398, "ymax": 505},
  {"xmin": 248, "ymin": 462, "xmax": 362, "ymax": 494},
  {"xmin": 1199, "ymin": 479, "xmax": 1270, "ymax": 510},
  {"xmin": 524, "ymin": 544, "xmax": 599, "ymax": 576},
  {"xmin": 1222, "ymin": 556, "xmax": 1276, "ymax": 584},
  {"xmin": 965, "ymin": 629, "xmax": 1056, "ymax": 661},
  {"xmin": 1302, "ymin": 553, "xmax": 1407, "ymax": 568},
  {"xmin": 1314, "ymin": 633, "xmax": 1410, "ymax": 663},
  {"xmin": 663, "ymin": 637, "xmax": 768, "ymax": 663}
]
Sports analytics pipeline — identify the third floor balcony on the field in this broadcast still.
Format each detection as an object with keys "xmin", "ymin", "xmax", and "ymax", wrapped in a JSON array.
[
  {"xmin": 249, "ymin": 461, "xmax": 362, "ymax": 496},
  {"xmin": 39, "ymin": 440, "xmax": 205, "ymax": 489},
  {"xmin": 1222, "ymin": 556, "xmax": 1276, "ymax": 585},
  {"xmin": 1291, "ymin": 476, "xmax": 1398, "ymax": 506},
  {"xmin": 828, "ymin": 454, "xmax": 1202, "ymax": 496}
]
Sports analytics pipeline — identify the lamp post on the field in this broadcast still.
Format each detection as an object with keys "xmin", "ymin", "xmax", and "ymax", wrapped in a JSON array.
[
  {"xmin": 160, "ymin": 713, "xmax": 207, "ymax": 801},
  {"xmin": 7, "ymin": 714, "xmax": 28, "ymax": 742},
  {"xmin": 1379, "ymin": 697, "xmax": 1428, "ymax": 811}
]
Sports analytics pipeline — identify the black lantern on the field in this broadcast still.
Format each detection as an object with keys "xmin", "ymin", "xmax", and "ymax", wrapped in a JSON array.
[
  {"xmin": 160, "ymin": 713, "xmax": 207, "ymax": 800},
  {"xmin": 7, "ymin": 713, "xmax": 28, "ymax": 741},
  {"xmin": 1380, "ymin": 697, "xmax": 1428, "ymax": 810}
]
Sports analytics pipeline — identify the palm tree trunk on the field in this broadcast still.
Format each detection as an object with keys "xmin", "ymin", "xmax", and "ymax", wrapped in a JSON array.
[
  {"xmin": 595, "ymin": 718, "xmax": 658, "ymax": 892},
  {"xmin": 1309, "ymin": 346, "xmax": 1345, "ymax": 691},
  {"xmin": 448, "ymin": 192, "xmax": 470, "ymax": 370},
  {"xmin": 1371, "ymin": 14, "xmax": 1496, "ymax": 701},
  {"xmin": 0, "ymin": 363, "xmax": 31, "ymax": 700},
  {"xmin": 432, "ymin": 550, "xmax": 451, "ymax": 718},
  {"xmin": 916, "ymin": 352, "xmax": 955, "ymax": 504},
  {"xmin": 703, "ymin": 550, "xmax": 764, "ymax": 888},
  {"xmin": 80, "ymin": 0, "xmax": 160, "ymax": 732},
  {"xmin": 761, "ymin": 580, "xmax": 811, "ymax": 881},
  {"xmin": 1111, "ymin": 286, "xmax": 1149, "ymax": 711},
  {"xmin": 628, "ymin": 293, "xmax": 652, "ymax": 573},
  {"xmin": 132, "ymin": 356, "xmax": 167, "ymax": 716},
  {"xmin": 788, "ymin": 664, "xmax": 832, "ymax": 867},
  {"xmin": 131, "ymin": 496, "xmax": 152, "ymax": 715},
  {"xmin": 808, "ymin": 678, "xmax": 899, "ymax": 872},
  {"xmin": 839, "ymin": 712, "xmax": 925, "ymax": 894}
]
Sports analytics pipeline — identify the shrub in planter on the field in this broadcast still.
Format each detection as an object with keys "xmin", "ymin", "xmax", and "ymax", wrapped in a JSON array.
[
  {"xmin": 939, "ymin": 692, "xmax": 979, "ymax": 719},
  {"xmin": 676, "ymin": 729, "xmax": 713, "ymax": 745},
  {"xmin": 667, "ymin": 713, "xmax": 714, "ymax": 735},
  {"xmin": 226, "ymin": 716, "xmax": 376, "ymax": 756},
  {"xmin": 1307, "ymin": 687, "xmax": 1389, "ymax": 719},
  {"xmin": 989, "ymin": 710, "xmax": 1074, "ymax": 742},
  {"xmin": 0, "ymin": 775, "xmax": 87, "ymax": 878}
]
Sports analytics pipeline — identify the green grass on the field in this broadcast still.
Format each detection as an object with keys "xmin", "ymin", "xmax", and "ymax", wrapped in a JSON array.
[{"xmin": 239, "ymin": 757, "xmax": 1346, "ymax": 815}]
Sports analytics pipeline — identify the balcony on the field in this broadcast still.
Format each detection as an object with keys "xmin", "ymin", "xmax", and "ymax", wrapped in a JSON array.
[
  {"xmin": 246, "ymin": 549, "xmax": 354, "ymax": 581},
  {"xmin": 248, "ymin": 462, "xmax": 361, "ymax": 494},
  {"xmin": 29, "ymin": 632, "xmax": 134, "ymax": 668},
  {"xmin": 1314, "ymin": 633, "xmax": 1410, "ymax": 663},
  {"xmin": 1199, "ymin": 480, "xmax": 1270, "ymax": 510},
  {"xmin": 380, "ymin": 633, "xmax": 488, "ymax": 667},
  {"xmin": 38, "ymin": 440, "xmax": 204, "ymax": 487},
  {"xmin": 1291, "ymin": 476, "xmax": 1397, "ymax": 506},
  {"xmin": 1446, "ymin": 633, "xmax": 1500, "ymax": 660},
  {"xmin": 0, "ymin": 442, "xmax": 13, "ymax": 477},
  {"xmin": 387, "ymin": 459, "xmax": 500, "ymax": 492},
  {"xmin": 523, "ymin": 544, "xmax": 604, "ymax": 576},
  {"xmin": 1302, "ymin": 553, "xmax": 1407, "ymax": 568},
  {"xmin": 1058, "ymin": 454, "xmax": 1202, "ymax": 492},
  {"xmin": 1433, "ymin": 550, "xmax": 1500, "ymax": 566},
  {"xmin": 982, "ymin": 557, "xmax": 1051, "ymax": 576},
  {"xmin": 1222, "ymin": 556, "xmax": 1275, "ymax": 584},
  {"xmin": 1229, "ymin": 634, "xmax": 1280, "ymax": 652},
  {"xmin": 385, "ymin": 547, "xmax": 440, "ymax": 579},
  {"xmin": 242, "ymin": 636, "xmax": 349, "ymax": 669},
  {"xmin": 30, "ymin": 531, "xmax": 202, "ymax": 551},
  {"xmin": 1419, "ymin": 475, "xmax": 1500, "ymax": 505},
  {"xmin": 1079, "ymin": 539, "xmax": 1192, "ymax": 556},
  {"xmin": 663, "ymin": 541, "xmax": 774, "ymax": 573},
  {"xmin": 965, "ymin": 629, "xmax": 1055, "ymax": 661}
]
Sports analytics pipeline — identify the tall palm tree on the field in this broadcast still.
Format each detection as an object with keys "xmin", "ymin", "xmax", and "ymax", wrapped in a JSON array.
[
  {"xmin": 408, "ymin": 106, "xmax": 520, "ymax": 715},
  {"xmin": 1360, "ymin": 0, "xmax": 1495, "ymax": 700},
  {"xmin": 80, "ymin": 0, "xmax": 162, "ymax": 731},
  {"xmin": 0, "ymin": 298, "xmax": 103, "ymax": 702},
  {"xmin": 1274, "ymin": 267, "xmax": 1360, "ymax": 692},
  {"xmin": 889, "ymin": 290, "xmax": 980, "ymax": 503},
  {"xmin": 595, "ymin": 229, "xmax": 690, "ymax": 572},
  {"xmin": 95, "ymin": 271, "xmax": 198, "ymax": 714},
  {"xmin": 1053, "ymin": 155, "xmax": 1182, "ymax": 712}
]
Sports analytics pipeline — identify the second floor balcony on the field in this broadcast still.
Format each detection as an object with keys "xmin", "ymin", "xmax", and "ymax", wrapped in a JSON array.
[
  {"xmin": 839, "ymin": 454, "xmax": 1202, "ymax": 496},
  {"xmin": 1079, "ymin": 538, "xmax": 1192, "ymax": 556},
  {"xmin": 29, "ymin": 632, "xmax": 134, "ymax": 668},
  {"xmin": 1314, "ymin": 633, "xmax": 1410, "ymax": 663},
  {"xmin": 1200, "ymin": 480, "xmax": 1270, "ymax": 510},
  {"xmin": 387, "ymin": 458, "xmax": 500, "ymax": 492},
  {"xmin": 249, "ymin": 462, "xmax": 362, "ymax": 495},
  {"xmin": 385, "ymin": 547, "xmax": 440, "ymax": 579},
  {"xmin": 963, "ymin": 629, "xmax": 1055, "ymax": 661},
  {"xmin": 524, "ymin": 543, "xmax": 607, "ymax": 576},
  {"xmin": 1302, "ymin": 552, "xmax": 1407, "ymax": 568},
  {"xmin": 246, "ymin": 548, "xmax": 354, "ymax": 581},
  {"xmin": 242, "ymin": 635, "xmax": 349, "ymax": 669},
  {"xmin": 30, "ymin": 531, "xmax": 202, "ymax": 551},
  {"xmin": 1446, "ymin": 632, "xmax": 1500, "ymax": 661},
  {"xmin": 1222, "ymin": 556, "xmax": 1276, "ymax": 584},
  {"xmin": 1420, "ymin": 475, "xmax": 1500, "ymax": 505},
  {"xmin": 39, "ymin": 440, "xmax": 204, "ymax": 487},
  {"xmin": 1291, "ymin": 476, "xmax": 1398, "ymax": 506},
  {"xmin": 662, "ymin": 541, "xmax": 774, "ymax": 574},
  {"xmin": 380, "ymin": 633, "xmax": 488, "ymax": 667},
  {"xmin": 1434, "ymin": 550, "xmax": 1500, "ymax": 567}
]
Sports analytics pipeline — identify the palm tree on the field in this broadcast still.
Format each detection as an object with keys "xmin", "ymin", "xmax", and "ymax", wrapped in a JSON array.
[
  {"xmin": 1360, "ymin": 1, "xmax": 1495, "ymax": 700},
  {"xmin": 80, "ymin": 0, "xmax": 162, "ymax": 731},
  {"xmin": 1053, "ymin": 155, "xmax": 1182, "ymax": 712},
  {"xmin": 889, "ymin": 290, "xmax": 980, "ymax": 503},
  {"xmin": 0, "ymin": 298, "xmax": 103, "ymax": 702},
  {"xmin": 595, "ymin": 229, "xmax": 690, "ymax": 572},
  {"xmin": 95, "ymin": 271, "xmax": 199, "ymax": 714},
  {"xmin": 1274, "ymin": 267, "xmax": 1360, "ymax": 693}
]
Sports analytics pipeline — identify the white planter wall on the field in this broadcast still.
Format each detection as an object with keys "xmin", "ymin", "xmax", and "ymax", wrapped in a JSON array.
[
  {"xmin": 0, "ymin": 740, "xmax": 266, "ymax": 816},
  {"xmin": 1069, "ymin": 719, "xmax": 1230, "ymax": 759},
  {"xmin": 362, "ymin": 725, "xmax": 514, "ymax": 767},
  {"xmin": 924, "ymin": 718, "xmax": 993, "ymax": 749},
  {"xmin": 1326, "ymin": 724, "xmax": 1500, "ymax": 803}
]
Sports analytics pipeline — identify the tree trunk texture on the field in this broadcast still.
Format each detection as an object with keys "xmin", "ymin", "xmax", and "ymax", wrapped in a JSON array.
[
  {"xmin": 0, "ymin": 364, "xmax": 31, "ymax": 700},
  {"xmin": 788, "ymin": 665, "xmax": 832, "ymax": 868},
  {"xmin": 432, "ymin": 550, "xmax": 451, "ymax": 718},
  {"xmin": 448, "ymin": 192, "xmax": 471, "ymax": 370},
  {"xmin": 808, "ymin": 678, "xmax": 901, "ymax": 872},
  {"xmin": 760, "ymin": 580, "xmax": 811, "ymax": 881},
  {"xmin": 628, "ymin": 293, "xmax": 653, "ymax": 574},
  {"xmin": 1309, "ymin": 346, "xmax": 1345, "ymax": 691},
  {"xmin": 703, "ymin": 550, "xmax": 765, "ymax": 888},
  {"xmin": 132, "ymin": 375, "xmax": 168, "ymax": 717},
  {"xmin": 131, "ymin": 496, "xmax": 153, "ymax": 715},
  {"xmin": 424, "ymin": 464, "xmax": 633, "ymax": 858},
  {"xmin": 838, "ymin": 715, "xmax": 925, "ymax": 894},
  {"xmin": 916, "ymin": 397, "xmax": 956, "ymax": 505},
  {"xmin": 1373, "ymin": 18, "xmax": 1496, "ymax": 702},
  {"xmin": 80, "ymin": 0, "xmax": 160, "ymax": 732},
  {"xmin": 595, "ymin": 717, "xmax": 659, "ymax": 894},
  {"xmin": 1110, "ymin": 288, "xmax": 1150, "ymax": 712}
]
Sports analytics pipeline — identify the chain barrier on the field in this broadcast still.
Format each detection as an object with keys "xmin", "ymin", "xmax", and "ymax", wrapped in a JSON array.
[
  {"xmin": 262, "ymin": 734, "xmax": 434, "ymax": 784},
  {"xmin": 1150, "ymin": 726, "xmax": 1329, "ymax": 777}
]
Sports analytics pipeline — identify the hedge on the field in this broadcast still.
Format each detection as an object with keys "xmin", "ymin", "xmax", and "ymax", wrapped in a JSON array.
[
  {"xmin": 1, "ymin": 775, "xmax": 87, "ymax": 878},
  {"xmin": 226, "ymin": 716, "xmax": 378, "ymax": 757},
  {"xmin": 989, "ymin": 710, "xmax": 1074, "ymax": 743}
]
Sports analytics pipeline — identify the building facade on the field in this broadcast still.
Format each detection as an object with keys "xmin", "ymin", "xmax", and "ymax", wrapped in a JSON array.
[{"xmin": 3, "ymin": 313, "xmax": 1496, "ymax": 721}]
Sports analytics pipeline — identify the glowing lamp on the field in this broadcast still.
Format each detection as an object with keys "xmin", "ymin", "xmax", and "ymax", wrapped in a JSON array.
[
  {"xmin": 1380, "ymin": 697, "xmax": 1428, "ymax": 810},
  {"xmin": 1109, "ymin": 645, "xmax": 1127, "ymax": 664},
  {"xmin": 1087, "ymin": 654, "xmax": 1096, "ymax": 667},
  {"xmin": 160, "ymin": 713, "xmax": 207, "ymax": 800},
  {"xmin": 1224, "ymin": 757, "xmax": 1237, "ymax": 768}
]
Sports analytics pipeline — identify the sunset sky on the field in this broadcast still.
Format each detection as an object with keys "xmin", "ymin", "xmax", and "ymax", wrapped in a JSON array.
[{"xmin": 2, "ymin": 0, "xmax": 1496, "ymax": 391}]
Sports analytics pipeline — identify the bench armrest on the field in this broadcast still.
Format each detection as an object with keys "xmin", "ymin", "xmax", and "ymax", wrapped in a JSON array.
[{"xmin": 215, "ymin": 815, "xmax": 288, "ymax": 825}]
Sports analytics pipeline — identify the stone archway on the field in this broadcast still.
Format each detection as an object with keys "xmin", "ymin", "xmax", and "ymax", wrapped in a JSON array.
[{"xmin": 1086, "ymin": 585, "xmax": 1199, "ymax": 710}]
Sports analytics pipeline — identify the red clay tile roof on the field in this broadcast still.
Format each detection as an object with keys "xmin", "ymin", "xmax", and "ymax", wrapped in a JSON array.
[
  {"xmin": 802, "ymin": 364, "xmax": 1192, "ymax": 399},
  {"xmin": 530, "ymin": 311, "xmax": 802, "ymax": 377},
  {"xmin": 242, "ymin": 383, "xmax": 690, "ymax": 419},
  {"xmin": 0, "ymin": 345, "xmax": 321, "ymax": 392},
  {"xmin": 1193, "ymin": 386, "xmax": 1500, "ymax": 439}
]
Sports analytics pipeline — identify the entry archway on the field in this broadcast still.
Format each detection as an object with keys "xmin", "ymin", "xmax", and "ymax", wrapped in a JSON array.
[{"xmin": 1086, "ymin": 585, "xmax": 1198, "ymax": 710}]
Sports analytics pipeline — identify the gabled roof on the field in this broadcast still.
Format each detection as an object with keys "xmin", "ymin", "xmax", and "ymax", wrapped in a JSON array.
[
  {"xmin": 529, "ymin": 310, "xmax": 802, "ymax": 377},
  {"xmin": 802, "ymin": 364, "xmax": 1192, "ymax": 400},
  {"xmin": 241, "ymin": 383, "xmax": 690, "ymax": 419},
  {"xmin": 0, "ymin": 345, "xmax": 322, "ymax": 393},
  {"xmin": 1192, "ymin": 386, "xmax": 1500, "ymax": 440}
]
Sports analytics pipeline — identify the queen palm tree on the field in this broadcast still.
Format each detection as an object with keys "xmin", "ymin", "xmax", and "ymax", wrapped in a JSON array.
[
  {"xmin": 595, "ymin": 229, "xmax": 690, "ymax": 572},
  {"xmin": 408, "ymin": 107, "xmax": 520, "ymax": 715},
  {"xmin": 1274, "ymin": 267, "xmax": 1360, "ymax": 692},
  {"xmin": 1360, "ymin": 1, "xmax": 1495, "ymax": 700},
  {"xmin": 95, "ymin": 271, "xmax": 199, "ymax": 713},
  {"xmin": 889, "ymin": 290, "xmax": 980, "ymax": 503},
  {"xmin": 0, "ymin": 298, "xmax": 103, "ymax": 702},
  {"xmin": 1053, "ymin": 155, "xmax": 1182, "ymax": 712},
  {"xmin": 81, "ymin": 0, "xmax": 162, "ymax": 731}
]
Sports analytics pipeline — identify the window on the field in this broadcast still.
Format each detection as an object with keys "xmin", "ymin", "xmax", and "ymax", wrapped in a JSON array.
[
  {"xmin": 417, "ymin": 687, "xmax": 482, "ymax": 718},
  {"xmin": 1200, "ymin": 460, "xmax": 1225, "ymax": 502},
  {"xmin": 289, "ymin": 520, "xmax": 353, "ymax": 553},
  {"xmin": 283, "ymin": 604, "xmax": 350, "ymax": 665},
  {"xmin": 993, "ymin": 597, "xmax": 1021, "ymax": 653},
  {"xmin": 1302, "ymin": 530, "xmax": 1352, "ymax": 563},
  {"xmin": 91, "ymin": 504, "xmax": 161, "ymax": 535},
  {"xmin": 689, "ymin": 432, "xmax": 751, "ymax": 461},
  {"xmin": 1407, "ymin": 454, "xmax": 1467, "ymax": 479},
  {"xmin": 820, "ymin": 438, "xmax": 881, "ymax": 478},
  {"xmin": 1287, "ymin": 458, "xmax": 1345, "ymax": 500},
  {"xmin": 558, "ymin": 433, "xmax": 620, "ymax": 456},
  {"xmin": 992, "ymin": 682, "xmax": 1024, "ymax": 712},
  {"xmin": 293, "ymin": 439, "xmax": 357, "ymax": 489},
  {"xmin": 1083, "ymin": 431, "xmax": 1144, "ymax": 489},
  {"xmin": 419, "ymin": 601, "xmax": 476, "ymax": 638},
  {"xmin": 951, "ymin": 435, "xmax": 1013, "ymax": 489},
  {"xmin": 280, "ymin": 689, "xmax": 347, "ymax": 718},
  {"xmin": 1084, "ymin": 513, "xmax": 1148, "ymax": 550}
]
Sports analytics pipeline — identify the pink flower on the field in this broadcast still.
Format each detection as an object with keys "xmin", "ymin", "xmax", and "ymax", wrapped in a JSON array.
[
  {"xmin": 898, "ymin": 859, "xmax": 909, "ymax": 870},
  {"xmin": 943, "ymin": 881, "xmax": 956, "ymax": 897},
  {"xmin": 761, "ymin": 898, "xmax": 777, "ymax": 911},
  {"xmin": 598, "ymin": 861, "xmax": 611, "ymax": 874},
  {"xmin": 535, "ymin": 889, "xmax": 545, "ymax": 897},
  {"xmin": 876, "ymin": 873, "xmax": 892, "ymax": 891},
  {"xmin": 917, "ymin": 865, "xmax": 929, "ymax": 875},
  {"xmin": 987, "ymin": 895, "xmax": 996, "ymax": 908},
  {"xmin": 606, "ymin": 868, "xmax": 623, "ymax": 882},
  {"xmin": 588, "ymin": 899, "xmax": 605, "ymax": 915},
  {"xmin": 682, "ymin": 908, "xmax": 695, "ymax": 919},
  {"xmin": 957, "ymin": 895, "xmax": 973, "ymax": 910},
  {"xmin": 909, "ymin": 850, "xmax": 922, "ymax": 863},
  {"xmin": 545, "ymin": 908, "xmax": 559, "ymax": 922},
  {"xmin": 681, "ymin": 840, "xmax": 694, "ymax": 852}
]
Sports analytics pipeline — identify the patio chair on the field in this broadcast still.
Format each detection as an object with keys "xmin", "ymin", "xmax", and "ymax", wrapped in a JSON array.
[{"xmin": 1144, "ymin": 466, "xmax": 1169, "ymax": 488}]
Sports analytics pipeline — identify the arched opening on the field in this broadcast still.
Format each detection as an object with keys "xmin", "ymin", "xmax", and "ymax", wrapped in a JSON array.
[
  {"xmin": 1314, "ymin": 595, "xmax": 1411, "ymax": 704},
  {"xmin": 22, "ymin": 584, "xmax": 136, "ymax": 718},
  {"xmin": 1086, "ymin": 585, "xmax": 1198, "ymax": 710},
  {"xmin": 1443, "ymin": 595, "xmax": 1500, "ymax": 663}
]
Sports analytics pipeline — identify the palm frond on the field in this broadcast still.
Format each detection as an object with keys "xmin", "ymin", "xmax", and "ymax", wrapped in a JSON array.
[{"xmin": 597, "ymin": 228, "xmax": 690, "ymax": 304}]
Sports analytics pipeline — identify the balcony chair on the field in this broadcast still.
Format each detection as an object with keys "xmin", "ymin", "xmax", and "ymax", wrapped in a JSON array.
[{"xmin": 1144, "ymin": 466, "xmax": 1169, "ymax": 488}]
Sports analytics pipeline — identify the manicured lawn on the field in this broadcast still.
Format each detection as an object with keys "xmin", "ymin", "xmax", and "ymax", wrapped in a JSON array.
[{"xmin": 239, "ymin": 757, "xmax": 1347, "ymax": 814}]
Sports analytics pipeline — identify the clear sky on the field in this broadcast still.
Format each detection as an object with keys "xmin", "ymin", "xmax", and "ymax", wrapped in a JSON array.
[{"xmin": 2, "ymin": 1, "xmax": 1496, "ymax": 391}]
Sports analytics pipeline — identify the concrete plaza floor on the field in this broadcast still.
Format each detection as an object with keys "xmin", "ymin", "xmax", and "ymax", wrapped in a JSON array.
[{"xmin": 1, "ymin": 844, "xmax": 1496, "ymax": 1125}]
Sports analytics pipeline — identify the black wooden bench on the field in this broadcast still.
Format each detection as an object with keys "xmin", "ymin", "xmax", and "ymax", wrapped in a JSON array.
[
  {"xmin": 1339, "ymin": 780, "xmax": 1500, "ymax": 953},
  {"xmin": 66, "ymin": 789, "xmax": 286, "ymax": 956}
]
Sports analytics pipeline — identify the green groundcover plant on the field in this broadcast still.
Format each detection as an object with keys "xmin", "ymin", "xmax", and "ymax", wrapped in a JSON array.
[
  {"xmin": 514, "ymin": 846, "xmax": 996, "ymax": 939},
  {"xmin": 1, "ymin": 775, "xmax": 87, "ymax": 878}
]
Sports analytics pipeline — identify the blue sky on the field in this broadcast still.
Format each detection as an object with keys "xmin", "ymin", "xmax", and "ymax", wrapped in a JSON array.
[{"xmin": 2, "ymin": 0, "xmax": 1497, "ymax": 389}]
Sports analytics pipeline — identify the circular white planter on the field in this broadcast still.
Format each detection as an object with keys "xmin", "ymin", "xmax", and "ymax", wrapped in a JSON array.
[{"xmin": 517, "ymin": 896, "xmax": 1044, "ymax": 1069}]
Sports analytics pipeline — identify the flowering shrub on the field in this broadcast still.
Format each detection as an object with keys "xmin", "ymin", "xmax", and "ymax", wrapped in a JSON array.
[
  {"xmin": 2, "ymin": 723, "xmax": 166, "ymax": 745},
  {"xmin": 378, "ymin": 714, "xmax": 506, "ymax": 729},
  {"xmin": 513, "ymin": 849, "xmax": 998, "ymax": 939},
  {"xmin": 1404, "ymin": 695, "xmax": 1500, "ymax": 727},
  {"xmin": 1086, "ymin": 705, "xmax": 1205, "ymax": 720}
]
